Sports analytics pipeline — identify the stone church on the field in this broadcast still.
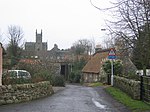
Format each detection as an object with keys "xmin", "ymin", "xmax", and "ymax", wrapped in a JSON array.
[
  {"xmin": 23, "ymin": 29, "xmax": 72, "ymax": 61},
  {"xmin": 24, "ymin": 29, "xmax": 48, "ymax": 60}
]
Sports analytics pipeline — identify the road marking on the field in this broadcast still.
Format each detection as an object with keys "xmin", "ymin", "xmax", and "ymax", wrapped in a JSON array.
[{"xmin": 92, "ymin": 98, "xmax": 106, "ymax": 109}]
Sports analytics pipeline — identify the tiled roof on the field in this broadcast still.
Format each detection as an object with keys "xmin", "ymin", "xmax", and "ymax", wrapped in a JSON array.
[
  {"xmin": 19, "ymin": 59, "xmax": 41, "ymax": 64},
  {"xmin": 0, "ymin": 43, "xmax": 6, "ymax": 55},
  {"xmin": 82, "ymin": 49, "xmax": 110, "ymax": 74}
]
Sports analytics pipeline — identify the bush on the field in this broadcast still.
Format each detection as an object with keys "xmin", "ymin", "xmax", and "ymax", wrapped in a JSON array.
[
  {"xmin": 51, "ymin": 75, "xmax": 65, "ymax": 87},
  {"xmin": 2, "ymin": 75, "xmax": 31, "ymax": 85},
  {"xmin": 4, "ymin": 60, "xmax": 66, "ymax": 86},
  {"xmin": 2, "ymin": 70, "xmax": 52, "ymax": 85},
  {"xmin": 69, "ymin": 72, "xmax": 75, "ymax": 83},
  {"xmin": 70, "ymin": 58, "xmax": 87, "ymax": 83},
  {"xmin": 122, "ymin": 71, "xmax": 140, "ymax": 81},
  {"xmin": 74, "ymin": 72, "xmax": 81, "ymax": 83},
  {"xmin": 16, "ymin": 61, "xmax": 55, "ymax": 84},
  {"xmin": 32, "ymin": 70, "xmax": 53, "ymax": 83},
  {"xmin": 69, "ymin": 71, "xmax": 81, "ymax": 83},
  {"xmin": 16, "ymin": 61, "xmax": 44, "ymax": 77},
  {"xmin": 103, "ymin": 60, "xmax": 123, "ymax": 75}
]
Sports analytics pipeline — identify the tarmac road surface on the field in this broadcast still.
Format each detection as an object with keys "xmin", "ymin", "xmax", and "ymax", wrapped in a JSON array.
[{"xmin": 0, "ymin": 84, "xmax": 130, "ymax": 112}]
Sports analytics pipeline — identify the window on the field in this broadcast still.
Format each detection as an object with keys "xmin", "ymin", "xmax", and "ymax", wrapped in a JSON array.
[{"xmin": 18, "ymin": 71, "xmax": 27, "ymax": 78}]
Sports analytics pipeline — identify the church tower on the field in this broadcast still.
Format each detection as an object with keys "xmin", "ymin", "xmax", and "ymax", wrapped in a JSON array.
[
  {"xmin": 35, "ymin": 29, "xmax": 43, "ymax": 51},
  {"xmin": 36, "ymin": 29, "xmax": 42, "ymax": 43}
]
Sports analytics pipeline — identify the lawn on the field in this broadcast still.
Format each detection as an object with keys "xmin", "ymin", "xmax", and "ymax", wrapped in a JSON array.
[{"xmin": 105, "ymin": 87, "xmax": 150, "ymax": 112}]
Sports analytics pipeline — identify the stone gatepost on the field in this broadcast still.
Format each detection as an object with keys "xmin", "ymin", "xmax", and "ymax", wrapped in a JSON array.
[{"xmin": 0, "ymin": 43, "xmax": 2, "ymax": 85}]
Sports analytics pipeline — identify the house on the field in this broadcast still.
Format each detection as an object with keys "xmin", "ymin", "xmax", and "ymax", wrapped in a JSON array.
[
  {"xmin": 0, "ymin": 43, "xmax": 6, "ymax": 85},
  {"xmin": 82, "ymin": 49, "xmax": 110, "ymax": 83}
]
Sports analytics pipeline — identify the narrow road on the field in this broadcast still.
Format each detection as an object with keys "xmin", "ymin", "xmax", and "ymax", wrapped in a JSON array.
[{"xmin": 0, "ymin": 84, "xmax": 130, "ymax": 112}]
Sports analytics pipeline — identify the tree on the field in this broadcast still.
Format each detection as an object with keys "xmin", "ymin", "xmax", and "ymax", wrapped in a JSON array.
[
  {"xmin": 70, "ymin": 39, "xmax": 94, "ymax": 82},
  {"xmin": 91, "ymin": 0, "xmax": 150, "ymax": 75},
  {"xmin": 103, "ymin": 37, "xmax": 115, "ymax": 49},
  {"xmin": 132, "ymin": 27, "xmax": 150, "ymax": 69},
  {"xmin": 72, "ymin": 39, "xmax": 94, "ymax": 55},
  {"xmin": 70, "ymin": 57, "xmax": 87, "ymax": 83},
  {"xmin": 0, "ymin": 30, "xmax": 4, "ymax": 43},
  {"xmin": 103, "ymin": 60, "xmax": 123, "ymax": 75},
  {"xmin": 6, "ymin": 25, "xmax": 24, "ymax": 67}
]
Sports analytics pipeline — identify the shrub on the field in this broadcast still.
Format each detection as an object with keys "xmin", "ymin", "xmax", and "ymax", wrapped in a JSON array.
[
  {"xmin": 69, "ymin": 72, "xmax": 75, "ymax": 83},
  {"xmin": 70, "ymin": 58, "xmax": 87, "ymax": 83},
  {"xmin": 15, "ymin": 60, "xmax": 55, "ymax": 84},
  {"xmin": 103, "ymin": 60, "xmax": 123, "ymax": 75},
  {"xmin": 32, "ymin": 70, "xmax": 53, "ymax": 83},
  {"xmin": 73, "ymin": 71, "xmax": 81, "ymax": 83},
  {"xmin": 2, "ymin": 74, "xmax": 31, "ymax": 85},
  {"xmin": 123, "ymin": 71, "xmax": 140, "ymax": 81},
  {"xmin": 16, "ymin": 61, "xmax": 44, "ymax": 77},
  {"xmin": 2, "ymin": 69, "xmax": 52, "ymax": 85},
  {"xmin": 69, "ymin": 71, "xmax": 81, "ymax": 83},
  {"xmin": 51, "ymin": 75, "xmax": 65, "ymax": 87}
]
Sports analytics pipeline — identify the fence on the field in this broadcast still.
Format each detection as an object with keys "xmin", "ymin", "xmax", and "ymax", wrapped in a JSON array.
[{"xmin": 140, "ymin": 76, "xmax": 150, "ymax": 102}]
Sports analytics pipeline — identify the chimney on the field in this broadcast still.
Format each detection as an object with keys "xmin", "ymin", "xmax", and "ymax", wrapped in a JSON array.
[{"xmin": 95, "ymin": 44, "xmax": 102, "ymax": 52}]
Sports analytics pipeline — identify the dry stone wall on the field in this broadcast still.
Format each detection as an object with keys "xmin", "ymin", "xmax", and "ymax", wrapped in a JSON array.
[
  {"xmin": 114, "ymin": 76, "xmax": 140, "ymax": 100},
  {"xmin": 0, "ymin": 81, "xmax": 54, "ymax": 105}
]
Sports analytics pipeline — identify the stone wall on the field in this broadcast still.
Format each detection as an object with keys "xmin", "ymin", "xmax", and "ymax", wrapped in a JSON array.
[
  {"xmin": 114, "ymin": 76, "xmax": 140, "ymax": 100},
  {"xmin": 0, "ymin": 81, "xmax": 54, "ymax": 105},
  {"xmin": 82, "ymin": 73, "xmax": 99, "ymax": 83}
]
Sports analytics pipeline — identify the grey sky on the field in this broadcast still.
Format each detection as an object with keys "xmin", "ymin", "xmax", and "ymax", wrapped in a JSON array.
[{"xmin": 0, "ymin": 0, "xmax": 113, "ymax": 50}]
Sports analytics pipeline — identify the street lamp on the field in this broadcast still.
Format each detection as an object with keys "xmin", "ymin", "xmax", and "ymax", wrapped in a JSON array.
[{"xmin": 101, "ymin": 29, "xmax": 106, "ymax": 31}]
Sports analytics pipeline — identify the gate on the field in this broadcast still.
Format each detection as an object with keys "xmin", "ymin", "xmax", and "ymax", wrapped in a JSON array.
[{"xmin": 140, "ymin": 76, "xmax": 150, "ymax": 102}]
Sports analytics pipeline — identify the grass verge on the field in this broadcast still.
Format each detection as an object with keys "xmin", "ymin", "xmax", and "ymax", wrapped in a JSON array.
[
  {"xmin": 87, "ymin": 82, "xmax": 103, "ymax": 87},
  {"xmin": 105, "ymin": 86, "xmax": 150, "ymax": 112}
]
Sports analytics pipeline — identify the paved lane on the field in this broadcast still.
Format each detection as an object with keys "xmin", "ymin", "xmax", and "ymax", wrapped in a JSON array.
[{"xmin": 0, "ymin": 84, "xmax": 130, "ymax": 112}]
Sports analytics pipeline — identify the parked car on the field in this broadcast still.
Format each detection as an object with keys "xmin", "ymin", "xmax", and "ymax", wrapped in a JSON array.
[{"xmin": 3, "ymin": 70, "xmax": 31, "ymax": 79}]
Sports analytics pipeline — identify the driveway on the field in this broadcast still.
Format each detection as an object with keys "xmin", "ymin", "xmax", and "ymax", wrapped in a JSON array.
[{"xmin": 0, "ymin": 84, "xmax": 130, "ymax": 112}]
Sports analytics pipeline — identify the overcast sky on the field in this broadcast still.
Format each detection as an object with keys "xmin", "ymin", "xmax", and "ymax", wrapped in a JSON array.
[{"xmin": 0, "ymin": 0, "xmax": 114, "ymax": 50}]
